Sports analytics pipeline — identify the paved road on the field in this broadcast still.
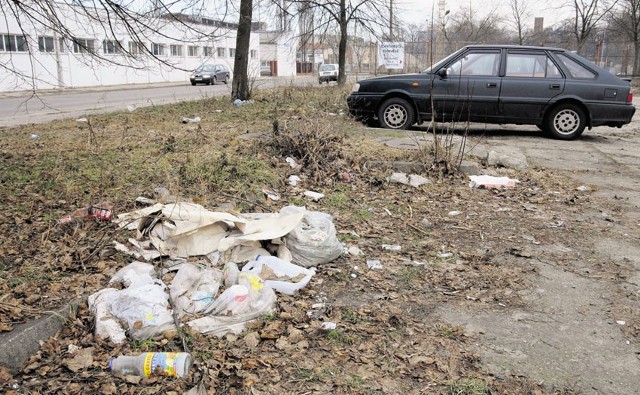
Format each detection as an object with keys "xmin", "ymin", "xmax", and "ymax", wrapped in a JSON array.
[{"xmin": 0, "ymin": 76, "xmax": 316, "ymax": 128}]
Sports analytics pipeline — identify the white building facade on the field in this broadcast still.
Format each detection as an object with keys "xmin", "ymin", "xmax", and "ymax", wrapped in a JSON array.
[{"xmin": 0, "ymin": 4, "xmax": 262, "ymax": 92}]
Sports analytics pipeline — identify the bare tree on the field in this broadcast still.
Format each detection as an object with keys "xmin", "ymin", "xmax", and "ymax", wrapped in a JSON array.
[
  {"xmin": 443, "ymin": 5, "xmax": 502, "ymax": 50},
  {"xmin": 568, "ymin": 0, "xmax": 619, "ymax": 54},
  {"xmin": 285, "ymin": 0, "xmax": 391, "ymax": 85},
  {"xmin": 508, "ymin": 0, "xmax": 531, "ymax": 45},
  {"xmin": 608, "ymin": 0, "xmax": 640, "ymax": 74},
  {"xmin": 233, "ymin": 0, "xmax": 252, "ymax": 100}
]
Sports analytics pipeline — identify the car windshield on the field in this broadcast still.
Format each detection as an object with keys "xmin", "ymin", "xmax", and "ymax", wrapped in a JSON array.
[
  {"xmin": 320, "ymin": 64, "xmax": 337, "ymax": 71},
  {"xmin": 196, "ymin": 65, "xmax": 214, "ymax": 72},
  {"xmin": 420, "ymin": 48, "xmax": 467, "ymax": 73}
]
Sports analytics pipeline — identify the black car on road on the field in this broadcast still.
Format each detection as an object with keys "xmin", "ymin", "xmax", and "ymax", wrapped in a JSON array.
[
  {"xmin": 347, "ymin": 45, "xmax": 636, "ymax": 140},
  {"xmin": 190, "ymin": 64, "xmax": 230, "ymax": 86}
]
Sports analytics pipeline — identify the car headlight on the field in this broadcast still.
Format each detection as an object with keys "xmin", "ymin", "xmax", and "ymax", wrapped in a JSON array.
[
  {"xmin": 351, "ymin": 83, "xmax": 360, "ymax": 93},
  {"xmin": 203, "ymin": 74, "xmax": 210, "ymax": 78}
]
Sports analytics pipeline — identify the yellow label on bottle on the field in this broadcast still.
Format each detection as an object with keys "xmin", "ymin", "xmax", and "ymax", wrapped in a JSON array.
[{"xmin": 143, "ymin": 352, "xmax": 178, "ymax": 377}]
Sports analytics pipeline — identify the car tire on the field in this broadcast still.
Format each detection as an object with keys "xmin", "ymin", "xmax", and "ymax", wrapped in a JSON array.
[
  {"xmin": 212, "ymin": 76, "xmax": 217, "ymax": 85},
  {"xmin": 544, "ymin": 103, "xmax": 586, "ymax": 140},
  {"xmin": 224, "ymin": 75, "xmax": 229, "ymax": 84},
  {"xmin": 378, "ymin": 98, "xmax": 415, "ymax": 130},
  {"xmin": 191, "ymin": 81, "xmax": 196, "ymax": 86}
]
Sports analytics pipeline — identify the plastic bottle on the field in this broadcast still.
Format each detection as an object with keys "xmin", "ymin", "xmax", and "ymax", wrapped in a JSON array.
[{"xmin": 108, "ymin": 352, "xmax": 192, "ymax": 378}]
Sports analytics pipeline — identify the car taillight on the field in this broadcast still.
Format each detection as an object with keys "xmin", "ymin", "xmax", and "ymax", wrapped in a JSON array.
[{"xmin": 627, "ymin": 91, "xmax": 633, "ymax": 103}]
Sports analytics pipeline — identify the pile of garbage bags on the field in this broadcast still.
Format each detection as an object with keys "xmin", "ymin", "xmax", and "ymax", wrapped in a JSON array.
[{"xmin": 88, "ymin": 203, "xmax": 342, "ymax": 343}]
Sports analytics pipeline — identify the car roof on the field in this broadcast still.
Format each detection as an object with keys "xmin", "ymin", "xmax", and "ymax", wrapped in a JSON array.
[{"xmin": 464, "ymin": 44, "xmax": 567, "ymax": 52}]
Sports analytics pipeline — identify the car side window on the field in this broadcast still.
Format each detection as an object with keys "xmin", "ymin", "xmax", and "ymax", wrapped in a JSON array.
[
  {"xmin": 447, "ymin": 52, "xmax": 500, "ymax": 77},
  {"xmin": 506, "ymin": 53, "xmax": 561, "ymax": 78},
  {"xmin": 556, "ymin": 53, "xmax": 596, "ymax": 79}
]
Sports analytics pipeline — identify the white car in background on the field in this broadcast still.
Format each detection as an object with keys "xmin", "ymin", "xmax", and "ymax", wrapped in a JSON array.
[{"xmin": 318, "ymin": 64, "xmax": 339, "ymax": 84}]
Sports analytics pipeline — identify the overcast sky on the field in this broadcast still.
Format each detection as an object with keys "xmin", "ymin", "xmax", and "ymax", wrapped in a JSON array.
[{"xmin": 394, "ymin": 0, "xmax": 571, "ymax": 30}]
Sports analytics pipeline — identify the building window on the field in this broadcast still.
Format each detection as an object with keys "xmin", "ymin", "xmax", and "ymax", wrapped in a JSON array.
[
  {"xmin": 58, "ymin": 37, "xmax": 66, "ymax": 53},
  {"xmin": 1, "ymin": 34, "xmax": 28, "ymax": 52},
  {"xmin": 203, "ymin": 46, "xmax": 213, "ymax": 56},
  {"xmin": 250, "ymin": 49, "xmax": 257, "ymax": 59},
  {"xmin": 128, "ymin": 41, "xmax": 144, "ymax": 56},
  {"xmin": 170, "ymin": 44, "xmax": 183, "ymax": 56},
  {"xmin": 72, "ymin": 38, "xmax": 95, "ymax": 53},
  {"xmin": 152, "ymin": 43, "xmax": 165, "ymax": 56},
  {"xmin": 103, "ymin": 40, "xmax": 122, "ymax": 54},
  {"xmin": 188, "ymin": 45, "xmax": 199, "ymax": 57},
  {"xmin": 217, "ymin": 47, "xmax": 225, "ymax": 57},
  {"xmin": 38, "ymin": 36, "xmax": 55, "ymax": 52},
  {"xmin": 229, "ymin": 48, "xmax": 236, "ymax": 58}
]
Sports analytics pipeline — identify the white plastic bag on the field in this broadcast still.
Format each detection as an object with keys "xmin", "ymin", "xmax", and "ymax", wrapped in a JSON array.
[
  {"xmin": 281, "ymin": 206, "xmax": 343, "ymax": 267},
  {"xmin": 109, "ymin": 261, "xmax": 157, "ymax": 287},
  {"xmin": 242, "ymin": 255, "xmax": 315, "ymax": 295},
  {"xmin": 169, "ymin": 264, "xmax": 223, "ymax": 317},
  {"xmin": 109, "ymin": 280, "xmax": 176, "ymax": 340},
  {"xmin": 188, "ymin": 273, "xmax": 276, "ymax": 337},
  {"xmin": 88, "ymin": 288, "xmax": 126, "ymax": 344}
]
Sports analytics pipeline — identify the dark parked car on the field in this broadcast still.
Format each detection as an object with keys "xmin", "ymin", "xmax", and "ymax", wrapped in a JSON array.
[
  {"xmin": 190, "ymin": 64, "xmax": 230, "ymax": 85},
  {"xmin": 347, "ymin": 45, "xmax": 636, "ymax": 140}
]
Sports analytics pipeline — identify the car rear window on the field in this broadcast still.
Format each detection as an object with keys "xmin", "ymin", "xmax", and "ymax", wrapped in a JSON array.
[
  {"xmin": 320, "ymin": 64, "xmax": 337, "ymax": 71},
  {"xmin": 556, "ymin": 54, "xmax": 596, "ymax": 79}
]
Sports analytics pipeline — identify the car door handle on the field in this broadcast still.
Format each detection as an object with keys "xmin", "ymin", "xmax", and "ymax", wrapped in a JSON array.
[
  {"xmin": 487, "ymin": 82, "xmax": 497, "ymax": 88},
  {"xmin": 549, "ymin": 84, "xmax": 561, "ymax": 89}
]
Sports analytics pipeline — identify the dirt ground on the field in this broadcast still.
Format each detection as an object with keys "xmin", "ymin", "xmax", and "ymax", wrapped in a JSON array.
[
  {"xmin": 0, "ymin": 89, "xmax": 639, "ymax": 394},
  {"xmin": 394, "ymin": 113, "xmax": 640, "ymax": 394}
]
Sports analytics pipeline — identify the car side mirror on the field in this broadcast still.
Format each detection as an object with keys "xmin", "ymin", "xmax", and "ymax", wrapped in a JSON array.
[{"xmin": 436, "ymin": 68, "xmax": 447, "ymax": 78}]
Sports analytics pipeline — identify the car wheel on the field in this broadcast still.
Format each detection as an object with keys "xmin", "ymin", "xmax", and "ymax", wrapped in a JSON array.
[
  {"xmin": 212, "ymin": 76, "xmax": 217, "ymax": 85},
  {"xmin": 544, "ymin": 103, "xmax": 586, "ymax": 140},
  {"xmin": 191, "ymin": 81, "xmax": 196, "ymax": 86},
  {"xmin": 378, "ymin": 98, "xmax": 415, "ymax": 130},
  {"xmin": 224, "ymin": 75, "xmax": 229, "ymax": 84}
]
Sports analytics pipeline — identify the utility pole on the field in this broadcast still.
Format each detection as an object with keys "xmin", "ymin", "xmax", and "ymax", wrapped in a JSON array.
[{"xmin": 389, "ymin": 0, "xmax": 393, "ymax": 40}]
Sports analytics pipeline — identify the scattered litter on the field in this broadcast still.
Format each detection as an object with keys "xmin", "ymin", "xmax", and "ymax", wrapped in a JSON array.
[
  {"xmin": 223, "ymin": 262, "xmax": 240, "ymax": 287},
  {"xmin": 346, "ymin": 246, "xmax": 364, "ymax": 256},
  {"xmin": 135, "ymin": 196, "xmax": 156, "ymax": 205},
  {"xmin": 400, "ymin": 259, "xmax": 427, "ymax": 266},
  {"xmin": 288, "ymin": 175, "xmax": 301, "ymax": 186},
  {"xmin": 616, "ymin": 320, "xmax": 626, "ymax": 325},
  {"xmin": 469, "ymin": 175, "xmax": 519, "ymax": 189},
  {"xmin": 448, "ymin": 211, "xmax": 462, "ymax": 217},
  {"xmin": 126, "ymin": 104, "xmax": 137, "ymax": 112},
  {"xmin": 388, "ymin": 172, "xmax": 432, "ymax": 188},
  {"xmin": 304, "ymin": 190, "xmax": 324, "ymax": 201},
  {"xmin": 320, "ymin": 322, "xmax": 337, "ymax": 331},
  {"xmin": 262, "ymin": 186, "xmax": 280, "ymax": 201},
  {"xmin": 242, "ymin": 255, "xmax": 315, "ymax": 295},
  {"xmin": 367, "ymin": 260, "xmax": 383, "ymax": 270},
  {"xmin": 383, "ymin": 208, "xmax": 393, "ymax": 216},
  {"xmin": 311, "ymin": 303, "xmax": 325, "ymax": 309},
  {"xmin": 285, "ymin": 157, "xmax": 300, "ymax": 168},
  {"xmin": 233, "ymin": 99, "xmax": 252, "ymax": 106},
  {"xmin": 498, "ymin": 302, "xmax": 506, "ymax": 307},
  {"xmin": 350, "ymin": 273, "xmax": 357, "ymax": 278},
  {"xmin": 382, "ymin": 244, "xmax": 401, "ymax": 252},
  {"xmin": 438, "ymin": 252, "xmax": 453, "ymax": 258},
  {"xmin": 339, "ymin": 172, "xmax": 351, "ymax": 182},
  {"xmin": 30, "ymin": 134, "xmax": 39, "ymax": 139},
  {"xmin": 576, "ymin": 185, "xmax": 589, "ymax": 191},
  {"xmin": 181, "ymin": 116, "xmax": 201, "ymax": 124},
  {"xmin": 58, "ymin": 202, "xmax": 113, "ymax": 224},
  {"xmin": 76, "ymin": 117, "xmax": 88, "ymax": 122}
]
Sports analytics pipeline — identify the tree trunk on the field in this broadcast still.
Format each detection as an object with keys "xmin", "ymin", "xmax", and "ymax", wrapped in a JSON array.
[
  {"xmin": 337, "ymin": 0, "xmax": 347, "ymax": 86},
  {"xmin": 232, "ymin": 0, "xmax": 253, "ymax": 100}
]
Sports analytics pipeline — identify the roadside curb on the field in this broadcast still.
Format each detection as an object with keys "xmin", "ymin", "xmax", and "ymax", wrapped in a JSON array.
[{"xmin": 0, "ymin": 300, "xmax": 80, "ymax": 374}]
